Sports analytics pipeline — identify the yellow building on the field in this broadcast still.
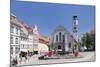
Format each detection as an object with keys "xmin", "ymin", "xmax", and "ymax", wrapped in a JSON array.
[{"xmin": 39, "ymin": 35, "xmax": 49, "ymax": 45}]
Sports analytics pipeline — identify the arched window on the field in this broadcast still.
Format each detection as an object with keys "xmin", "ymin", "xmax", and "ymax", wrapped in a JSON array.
[
  {"xmin": 59, "ymin": 32, "xmax": 61, "ymax": 41},
  {"xmin": 63, "ymin": 35, "xmax": 65, "ymax": 42},
  {"xmin": 56, "ymin": 35, "xmax": 58, "ymax": 42}
]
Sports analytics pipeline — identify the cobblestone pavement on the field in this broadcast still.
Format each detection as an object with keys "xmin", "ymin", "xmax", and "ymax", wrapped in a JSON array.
[{"xmin": 17, "ymin": 51, "xmax": 95, "ymax": 66}]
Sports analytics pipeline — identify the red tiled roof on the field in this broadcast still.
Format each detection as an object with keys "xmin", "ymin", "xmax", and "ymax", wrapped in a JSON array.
[{"xmin": 10, "ymin": 14, "xmax": 22, "ymax": 28}]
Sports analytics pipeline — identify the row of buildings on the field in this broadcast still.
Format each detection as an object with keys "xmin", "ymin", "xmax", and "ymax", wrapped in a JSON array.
[
  {"xmin": 10, "ymin": 14, "xmax": 79, "ymax": 62},
  {"xmin": 10, "ymin": 14, "xmax": 49, "ymax": 61}
]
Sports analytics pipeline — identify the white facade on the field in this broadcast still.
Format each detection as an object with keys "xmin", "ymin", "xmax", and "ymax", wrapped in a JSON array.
[
  {"xmin": 27, "ymin": 28, "xmax": 34, "ymax": 52},
  {"xmin": 10, "ymin": 14, "xmax": 22, "ymax": 60},
  {"xmin": 20, "ymin": 23, "xmax": 34, "ymax": 52},
  {"xmin": 10, "ymin": 14, "xmax": 34, "ymax": 61},
  {"xmin": 50, "ymin": 25, "xmax": 74, "ymax": 53},
  {"xmin": 10, "ymin": 14, "xmax": 47, "ymax": 61},
  {"xmin": 20, "ymin": 23, "xmax": 29, "ymax": 52}
]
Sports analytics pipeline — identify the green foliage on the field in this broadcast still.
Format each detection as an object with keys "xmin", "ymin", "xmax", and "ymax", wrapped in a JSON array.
[
  {"xmin": 81, "ymin": 32, "xmax": 95, "ymax": 50},
  {"xmin": 48, "ymin": 43, "xmax": 54, "ymax": 51}
]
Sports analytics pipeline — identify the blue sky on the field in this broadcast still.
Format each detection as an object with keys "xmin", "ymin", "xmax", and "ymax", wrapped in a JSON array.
[{"xmin": 11, "ymin": 0, "xmax": 95, "ymax": 38}]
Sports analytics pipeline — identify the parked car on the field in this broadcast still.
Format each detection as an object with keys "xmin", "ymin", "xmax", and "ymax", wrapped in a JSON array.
[{"xmin": 38, "ymin": 54, "xmax": 48, "ymax": 60}]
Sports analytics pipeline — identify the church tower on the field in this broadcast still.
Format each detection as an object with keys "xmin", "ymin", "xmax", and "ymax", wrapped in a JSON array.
[
  {"xmin": 73, "ymin": 16, "xmax": 78, "ymax": 42},
  {"xmin": 72, "ymin": 16, "xmax": 79, "ymax": 50}
]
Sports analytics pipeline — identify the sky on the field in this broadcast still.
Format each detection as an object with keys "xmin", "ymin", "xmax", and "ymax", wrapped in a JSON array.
[{"xmin": 11, "ymin": 0, "xmax": 95, "ymax": 38}]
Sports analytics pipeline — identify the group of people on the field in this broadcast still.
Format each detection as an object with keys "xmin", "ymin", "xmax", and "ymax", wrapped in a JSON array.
[{"xmin": 11, "ymin": 51, "xmax": 33, "ymax": 66}]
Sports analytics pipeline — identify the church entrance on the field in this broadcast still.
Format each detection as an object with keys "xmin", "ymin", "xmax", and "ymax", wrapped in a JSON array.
[{"xmin": 58, "ymin": 45, "xmax": 61, "ymax": 49}]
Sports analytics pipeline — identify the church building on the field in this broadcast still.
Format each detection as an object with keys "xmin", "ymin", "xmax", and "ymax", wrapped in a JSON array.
[{"xmin": 50, "ymin": 25, "xmax": 74, "ymax": 54}]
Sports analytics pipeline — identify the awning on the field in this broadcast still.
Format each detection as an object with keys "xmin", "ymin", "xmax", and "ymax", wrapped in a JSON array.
[
  {"xmin": 28, "ymin": 49, "xmax": 33, "ymax": 52},
  {"xmin": 20, "ymin": 49, "xmax": 28, "ymax": 52}
]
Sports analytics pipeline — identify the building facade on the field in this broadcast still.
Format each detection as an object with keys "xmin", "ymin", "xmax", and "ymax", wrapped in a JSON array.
[
  {"xmin": 10, "ymin": 14, "xmax": 22, "ymax": 60},
  {"xmin": 10, "ymin": 14, "xmax": 34, "ymax": 61},
  {"xmin": 20, "ymin": 22, "xmax": 29, "ymax": 52},
  {"xmin": 27, "ymin": 27, "xmax": 34, "ymax": 52},
  {"xmin": 38, "ymin": 35, "xmax": 49, "ymax": 55},
  {"xmin": 50, "ymin": 25, "xmax": 74, "ymax": 54},
  {"xmin": 32, "ymin": 25, "xmax": 40, "ymax": 54},
  {"xmin": 39, "ymin": 35, "xmax": 49, "ymax": 45}
]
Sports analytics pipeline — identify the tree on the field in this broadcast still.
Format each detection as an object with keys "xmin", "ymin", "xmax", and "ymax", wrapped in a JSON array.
[
  {"xmin": 48, "ymin": 43, "xmax": 54, "ymax": 51},
  {"xmin": 90, "ymin": 32, "xmax": 95, "ymax": 51},
  {"xmin": 81, "ymin": 32, "xmax": 91, "ymax": 50}
]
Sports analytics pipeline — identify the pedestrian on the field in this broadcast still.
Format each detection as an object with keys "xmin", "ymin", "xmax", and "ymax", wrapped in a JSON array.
[{"xmin": 19, "ymin": 53, "xmax": 22, "ymax": 64}]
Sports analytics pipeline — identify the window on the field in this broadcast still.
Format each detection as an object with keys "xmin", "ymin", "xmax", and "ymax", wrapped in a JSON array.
[
  {"xmin": 56, "ymin": 35, "xmax": 58, "ymax": 42},
  {"xmin": 20, "ymin": 30, "xmax": 23, "ymax": 35},
  {"xmin": 15, "ymin": 46, "xmax": 19, "ymax": 54},
  {"xmin": 29, "ymin": 39, "xmax": 32, "ymax": 42},
  {"xmin": 10, "ymin": 37, "xmax": 14, "ymax": 44},
  {"xmin": 63, "ymin": 35, "xmax": 65, "ymax": 42},
  {"xmin": 15, "ymin": 38, "xmax": 18, "ymax": 44},
  {"xmin": 23, "ymin": 45, "xmax": 27, "ymax": 49},
  {"xmin": 59, "ymin": 32, "xmax": 61, "ymax": 41},
  {"xmin": 23, "ymin": 45, "xmax": 24, "ymax": 48},
  {"xmin": 68, "ymin": 43, "xmax": 71, "ymax": 48},
  {"xmin": 10, "ymin": 46, "xmax": 13, "ymax": 54},
  {"xmin": 10, "ymin": 26, "xmax": 14, "ymax": 33},
  {"xmin": 16, "ymin": 28, "xmax": 18, "ymax": 35},
  {"xmin": 73, "ymin": 26, "xmax": 77, "ymax": 29}
]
